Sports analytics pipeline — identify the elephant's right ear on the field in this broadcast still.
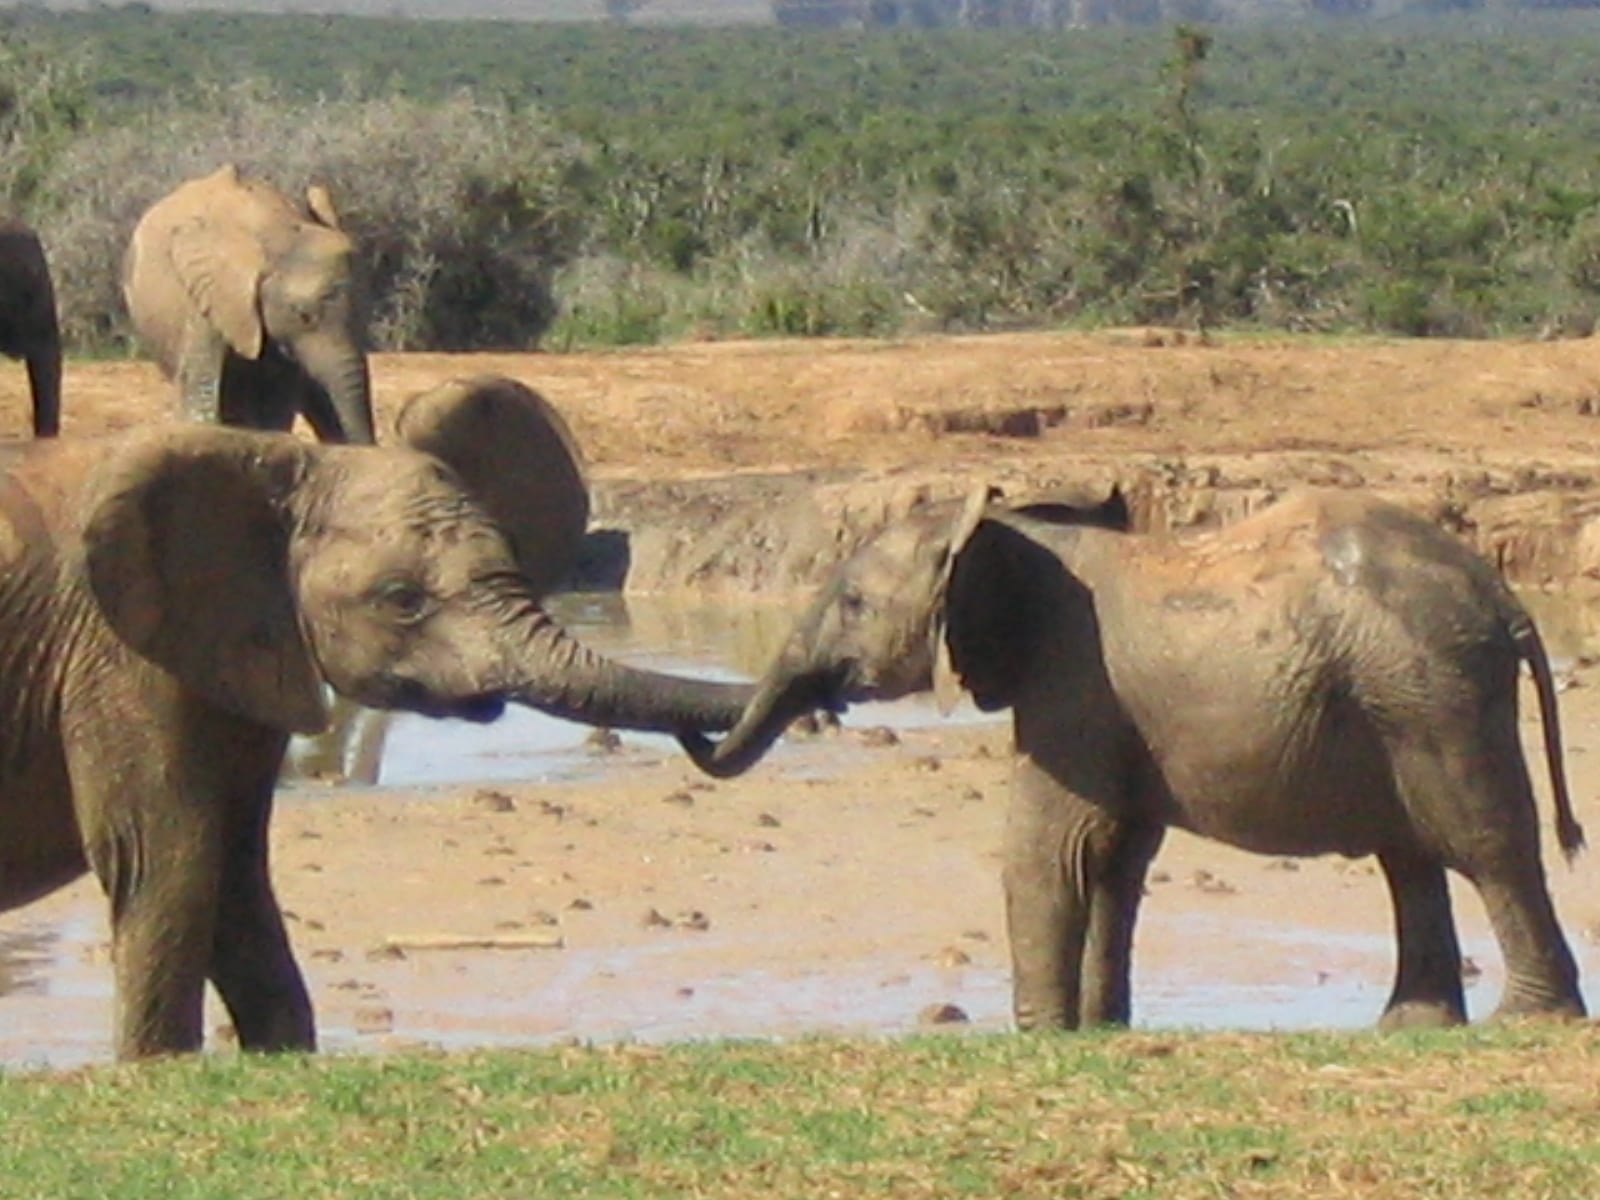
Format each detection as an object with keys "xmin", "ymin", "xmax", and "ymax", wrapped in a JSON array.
[
  {"xmin": 396, "ymin": 377, "xmax": 590, "ymax": 599},
  {"xmin": 168, "ymin": 217, "xmax": 265, "ymax": 359},
  {"xmin": 82, "ymin": 432, "xmax": 328, "ymax": 735},
  {"xmin": 304, "ymin": 183, "xmax": 342, "ymax": 229},
  {"xmin": 936, "ymin": 498, "xmax": 1048, "ymax": 714},
  {"xmin": 932, "ymin": 485, "xmax": 1000, "ymax": 714}
]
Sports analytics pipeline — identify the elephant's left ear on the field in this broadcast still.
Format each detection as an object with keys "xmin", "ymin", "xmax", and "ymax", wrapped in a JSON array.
[
  {"xmin": 169, "ymin": 217, "xmax": 266, "ymax": 360},
  {"xmin": 82, "ymin": 431, "xmax": 329, "ymax": 735}
]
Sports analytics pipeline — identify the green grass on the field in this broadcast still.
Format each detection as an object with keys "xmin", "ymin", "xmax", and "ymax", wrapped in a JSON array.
[{"xmin": 2, "ymin": 1025, "xmax": 1599, "ymax": 1197}]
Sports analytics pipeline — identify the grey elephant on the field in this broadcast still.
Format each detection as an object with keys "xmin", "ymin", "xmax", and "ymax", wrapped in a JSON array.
[
  {"xmin": 122, "ymin": 163, "xmax": 375, "ymax": 444},
  {"xmin": 0, "ymin": 217, "xmax": 61, "ymax": 437},
  {"xmin": 285, "ymin": 374, "xmax": 592, "ymax": 786},
  {"xmin": 0, "ymin": 397, "xmax": 750, "ymax": 1060},
  {"xmin": 683, "ymin": 487, "xmax": 1586, "ymax": 1032}
]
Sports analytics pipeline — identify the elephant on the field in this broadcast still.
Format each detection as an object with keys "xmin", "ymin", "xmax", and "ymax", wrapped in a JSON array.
[
  {"xmin": 122, "ymin": 163, "xmax": 375, "ymax": 444},
  {"xmin": 283, "ymin": 374, "xmax": 592, "ymax": 787},
  {"xmin": 0, "ymin": 395, "xmax": 753, "ymax": 1060},
  {"xmin": 0, "ymin": 218, "xmax": 61, "ymax": 437},
  {"xmin": 681, "ymin": 486, "xmax": 1587, "ymax": 1033}
]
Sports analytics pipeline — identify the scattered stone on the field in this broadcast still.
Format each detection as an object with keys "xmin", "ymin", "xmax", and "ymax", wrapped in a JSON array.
[
  {"xmin": 911, "ymin": 805, "xmax": 938, "ymax": 818},
  {"xmin": 298, "ymin": 828, "xmax": 323, "ymax": 840},
  {"xmin": 566, "ymin": 897, "xmax": 595, "ymax": 912},
  {"xmin": 913, "ymin": 756, "xmax": 942, "ymax": 773},
  {"xmin": 303, "ymin": 918, "xmax": 326, "ymax": 932},
  {"xmin": 960, "ymin": 929, "xmax": 991, "ymax": 943},
  {"xmin": 642, "ymin": 907, "xmax": 673, "ymax": 929},
  {"xmin": 662, "ymin": 789, "xmax": 697, "ymax": 807},
  {"xmin": 675, "ymin": 910, "xmax": 712, "ymax": 932},
  {"xmin": 676, "ymin": 987, "xmax": 696, "ymax": 999},
  {"xmin": 1190, "ymin": 869, "xmax": 1236, "ymax": 895},
  {"xmin": 311, "ymin": 948, "xmax": 345, "ymax": 963},
  {"xmin": 472, "ymin": 788, "xmax": 516, "ymax": 814},
  {"xmin": 1265, "ymin": 858, "xmax": 1301, "ymax": 872},
  {"xmin": 529, "ymin": 911, "xmax": 561, "ymax": 926},
  {"xmin": 538, "ymin": 799, "xmax": 568, "ymax": 819},
  {"xmin": 743, "ymin": 839, "xmax": 778, "ymax": 853},
  {"xmin": 757, "ymin": 812, "xmax": 782, "ymax": 828},
  {"xmin": 932, "ymin": 946, "xmax": 972, "ymax": 969},
  {"xmin": 961, "ymin": 787, "xmax": 985, "ymax": 802},
  {"xmin": 354, "ymin": 1006, "xmax": 395, "ymax": 1035},
  {"xmin": 918, "ymin": 1002, "xmax": 970, "ymax": 1026},
  {"xmin": 477, "ymin": 876, "xmax": 507, "ymax": 887},
  {"xmin": 1148, "ymin": 870, "xmax": 1172, "ymax": 885},
  {"xmin": 858, "ymin": 726, "xmax": 900, "ymax": 748},
  {"xmin": 365, "ymin": 944, "xmax": 407, "ymax": 962},
  {"xmin": 586, "ymin": 728, "xmax": 623, "ymax": 754}
]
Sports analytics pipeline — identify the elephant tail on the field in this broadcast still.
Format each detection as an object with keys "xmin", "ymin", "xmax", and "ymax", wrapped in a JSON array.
[{"xmin": 1510, "ymin": 612, "xmax": 1585, "ymax": 863}]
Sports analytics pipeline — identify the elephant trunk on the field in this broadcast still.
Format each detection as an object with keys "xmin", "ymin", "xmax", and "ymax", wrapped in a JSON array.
[
  {"xmin": 503, "ymin": 608, "xmax": 757, "ymax": 735},
  {"xmin": 295, "ymin": 333, "xmax": 375, "ymax": 445},
  {"xmin": 26, "ymin": 339, "xmax": 60, "ymax": 437},
  {"xmin": 678, "ymin": 650, "xmax": 840, "ymax": 779}
]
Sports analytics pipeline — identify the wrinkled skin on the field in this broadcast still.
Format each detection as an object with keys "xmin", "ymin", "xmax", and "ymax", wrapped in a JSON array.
[
  {"xmin": 289, "ymin": 374, "xmax": 593, "ymax": 785},
  {"xmin": 122, "ymin": 164, "xmax": 375, "ymax": 444},
  {"xmin": 684, "ymin": 487, "xmax": 1586, "ymax": 1032},
  {"xmin": 0, "ymin": 218, "xmax": 61, "ymax": 437},
  {"xmin": 0, "ymin": 401, "xmax": 750, "ymax": 1061}
]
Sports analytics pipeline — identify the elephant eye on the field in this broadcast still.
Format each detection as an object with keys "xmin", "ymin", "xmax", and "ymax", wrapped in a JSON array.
[{"xmin": 371, "ymin": 578, "xmax": 432, "ymax": 624}]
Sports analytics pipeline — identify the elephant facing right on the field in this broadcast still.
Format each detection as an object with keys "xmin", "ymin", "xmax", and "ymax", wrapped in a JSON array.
[{"xmin": 683, "ymin": 486, "xmax": 1588, "ymax": 1033}]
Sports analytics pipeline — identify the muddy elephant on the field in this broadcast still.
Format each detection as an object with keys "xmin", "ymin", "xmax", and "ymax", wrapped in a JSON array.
[
  {"xmin": 0, "ymin": 218, "xmax": 61, "ymax": 437},
  {"xmin": 285, "ymin": 374, "xmax": 593, "ymax": 786},
  {"xmin": 122, "ymin": 163, "xmax": 375, "ymax": 444},
  {"xmin": 683, "ymin": 487, "xmax": 1587, "ymax": 1032},
  {"xmin": 0, "ymin": 400, "xmax": 751, "ymax": 1060}
]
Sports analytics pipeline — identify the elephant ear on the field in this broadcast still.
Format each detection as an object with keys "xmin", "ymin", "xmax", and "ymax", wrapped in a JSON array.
[
  {"xmin": 304, "ymin": 183, "xmax": 342, "ymax": 229},
  {"xmin": 168, "ymin": 217, "xmax": 266, "ymax": 360},
  {"xmin": 935, "ymin": 494, "xmax": 1053, "ymax": 715},
  {"xmin": 82, "ymin": 431, "xmax": 328, "ymax": 734},
  {"xmin": 932, "ymin": 485, "xmax": 999, "ymax": 714},
  {"xmin": 395, "ymin": 377, "xmax": 590, "ymax": 599}
]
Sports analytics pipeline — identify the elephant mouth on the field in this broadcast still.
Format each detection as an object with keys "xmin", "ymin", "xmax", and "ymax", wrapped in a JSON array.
[{"xmin": 371, "ymin": 678, "xmax": 508, "ymax": 724}]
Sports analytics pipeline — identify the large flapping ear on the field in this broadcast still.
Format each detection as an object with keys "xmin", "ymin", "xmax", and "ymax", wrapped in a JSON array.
[
  {"xmin": 932, "ymin": 484, "xmax": 1000, "ymax": 714},
  {"xmin": 168, "ymin": 216, "xmax": 266, "ymax": 360},
  {"xmin": 934, "ymin": 491, "xmax": 1052, "ymax": 715},
  {"xmin": 395, "ymin": 376, "xmax": 591, "ymax": 599},
  {"xmin": 82, "ymin": 430, "xmax": 327, "ymax": 734},
  {"xmin": 304, "ymin": 182, "xmax": 342, "ymax": 229}
]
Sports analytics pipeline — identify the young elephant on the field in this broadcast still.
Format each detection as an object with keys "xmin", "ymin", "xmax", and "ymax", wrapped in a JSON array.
[
  {"xmin": 683, "ymin": 488, "xmax": 1586, "ymax": 1032},
  {"xmin": 0, "ymin": 411, "xmax": 751, "ymax": 1060}
]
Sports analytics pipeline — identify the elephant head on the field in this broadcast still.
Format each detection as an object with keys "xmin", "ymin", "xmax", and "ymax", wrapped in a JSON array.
[
  {"xmin": 81, "ymin": 396, "xmax": 751, "ymax": 741},
  {"xmin": 123, "ymin": 164, "xmax": 376, "ymax": 445},
  {"xmin": 680, "ymin": 484, "xmax": 1129, "ymax": 777}
]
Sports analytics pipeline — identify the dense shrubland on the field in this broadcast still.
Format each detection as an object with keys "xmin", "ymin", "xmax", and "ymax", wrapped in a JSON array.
[{"xmin": 6, "ymin": 10, "xmax": 1600, "ymax": 351}]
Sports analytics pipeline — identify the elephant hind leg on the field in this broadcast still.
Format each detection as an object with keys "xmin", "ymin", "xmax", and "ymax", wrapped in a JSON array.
[
  {"xmin": 1375, "ymin": 846, "xmax": 1466, "ymax": 1031},
  {"xmin": 1391, "ymin": 731, "xmax": 1584, "ymax": 1021}
]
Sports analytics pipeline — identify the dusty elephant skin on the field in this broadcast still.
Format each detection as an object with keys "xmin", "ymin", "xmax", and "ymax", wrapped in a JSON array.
[
  {"xmin": 0, "ymin": 401, "xmax": 752, "ymax": 1061},
  {"xmin": 684, "ymin": 487, "xmax": 1587, "ymax": 1033},
  {"xmin": 0, "ymin": 218, "xmax": 61, "ymax": 438},
  {"xmin": 122, "ymin": 163, "xmax": 375, "ymax": 444}
]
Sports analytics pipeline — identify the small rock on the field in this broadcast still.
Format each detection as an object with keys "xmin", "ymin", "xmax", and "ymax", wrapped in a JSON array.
[
  {"xmin": 1190, "ymin": 869, "xmax": 1236, "ymax": 895},
  {"xmin": 529, "ymin": 910, "xmax": 560, "ymax": 926},
  {"xmin": 586, "ymin": 728, "xmax": 623, "ymax": 754},
  {"xmin": 1148, "ymin": 870, "xmax": 1172, "ymax": 885},
  {"xmin": 642, "ymin": 907, "xmax": 673, "ymax": 928},
  {"xmin": 477, "ymin": 876, "xmax": 507, "ymax": 887},
  {"xmin": 757, "ymin": 812, "xmax": 782, "ymax": 828},
  {"xmin": 743, "ymin": 839, "xmax": 778, "ymax": 853},
  {"xmin": 913, "ymin": 756, "xmax": 942, "ymax": 773},
  {"xmin": 310, "ymin": 948, "xmax": 345, "ymax": 963},
  {"xmin": 1265, "ymin": 858, "xmax": 1300, "ymax": 872},
  {"xmin": 354, "ymin": 1006, "xmax": 395, "ymax": 1035},
  {"xmin": 674, "ymin": 910, "xmax": 712, "ymax": 932},
  {"xmin": 538, "ymin": 799, "xmax": 568, "ymax": 819},
  {"xmin": 662, "ymin": 789, "xmax": 697, "ymax": 807},
  {"xmin": 918, "ymin": 1002, "xmax": 970, "ymax": 1026},
  {"xmin": 961, "ymin": 787, "xmax": 985, "ymax": 802},
  {"xmin": 960, "ymin": 929, "xmax": 991, "ymax": 943},
  {"xmin": 472, "ymin": 788, "xmax": 517, "ymax": 814},
  {"xmin": 365, "ymin": 944, "xmax": 407, "ymax": 962},
  {"xmin": 676, "ymin": 986, "xmax": 696, "ymax": 999},
  {"xmin": 932, "ymin": 946, "xmax": 972, "ymax": 968},
  {"xmin": 566, "ymin": 897, "xmax": 595, "ymax": 912},
  {"xmin": 858, "ymin": 726, "xmax": 900, "ymax": 748}
]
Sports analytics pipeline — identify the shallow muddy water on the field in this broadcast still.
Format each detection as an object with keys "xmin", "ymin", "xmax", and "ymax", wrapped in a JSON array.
[{"xmin": 0, "ymin": 588, "xmax": 1597, "ymax": 1070}]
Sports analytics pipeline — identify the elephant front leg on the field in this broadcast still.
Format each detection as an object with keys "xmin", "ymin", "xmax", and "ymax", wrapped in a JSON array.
[
  {"xmin": 1079, "ymin": 820, "xmax": 1164, "ymax": 1028},
  {"xmin": 1001, "ymin": 757, "xmax": 1102, "ymax": 1031},
  {"xmin": 85, "ymin": 821, "xmax": 220, "ymax": 1060},
  {"xmin": 209, "ymin": 790, "xmax": 315, "ymax": 1052},
  {"xmin": 1376, "ymin": 847, "xmax": 1467, "ymax": 1031}
]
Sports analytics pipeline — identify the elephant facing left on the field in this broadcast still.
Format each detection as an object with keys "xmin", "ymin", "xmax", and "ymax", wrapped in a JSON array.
[
  {"xmin": 0, "ymin": 217, "xmax": 62, "ymax": 437},
  {"xmin": 0, "ymin": 399, "xmax": 754, "ymax": 1060},
  {"xmin": 122, "ymin": 163, "xmax": 376, "ymax": 444}
]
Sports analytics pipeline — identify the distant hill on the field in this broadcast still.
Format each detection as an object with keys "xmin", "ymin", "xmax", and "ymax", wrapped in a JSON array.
[{"xmin": 17, "ymin": 0, "xmax": 776, "ymax": 23}]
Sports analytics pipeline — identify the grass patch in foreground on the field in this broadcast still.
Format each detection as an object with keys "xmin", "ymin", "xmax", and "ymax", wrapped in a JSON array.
[{"xmin": 1, "ymin": 1025, "xmax": 1598, "ymax": 1197}]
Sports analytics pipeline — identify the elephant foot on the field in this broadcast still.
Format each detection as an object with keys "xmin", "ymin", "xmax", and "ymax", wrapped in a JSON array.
[
  {"xmin": 1490, "ymin": 994, "xmax": 1587, "ymax": 1024},
  {"xmin": 1377, "ymin": 1000, "xmax": 1466, "ymax": 1033}
]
